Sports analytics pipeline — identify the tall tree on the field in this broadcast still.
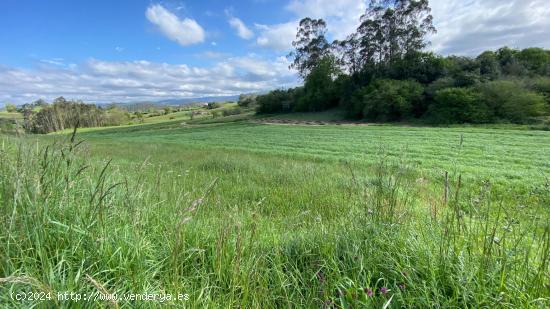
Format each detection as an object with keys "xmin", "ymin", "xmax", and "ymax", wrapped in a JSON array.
[
  {"xmin": 289, "ymin": 18, "xmax": 330, "ymax": 79},
  {"xmin": 356, "ymin": 0, "xmax": 435, "ymax": 69},
  {"xmin": 332, "ymin": 33, "xmax": 362, "ymax": 75}
]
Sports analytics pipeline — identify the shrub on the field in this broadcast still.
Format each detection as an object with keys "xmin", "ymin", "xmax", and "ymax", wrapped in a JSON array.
[
  {"xmin": 477, "ymin": 80, "xmax": 548, "ymax": 123},
  {"xmin": 429, "ymin": 87, "xmax": 490, "ymax": 124},
  {"xmin": 104, "ymin": 108, "xmax": 130, "ymax": 126},
  {"xmin": 517, "ymin": 48, "xmax": 550, "ymax": 75},
  {"xmin": 163, "ymin": 106, "xmax": 173, "ymax": 114},
  {"xmin": 238, "ymin": 94, "xmax": 257, "ymax": 107},
  {"xmin": 256, "ymin": 89, "xmax": 298, "ymax": 114},
  {"xmin": 222, "ymin": 107, "xmax": 242, "ymax": 117},
  {"xmin": 351, "ymin": 79, "xmax": 424, "ymax": 121},
  {"xmin": 529, "ymin": 77, "xmax": 550, "ymax": 104},
  {"xmin": 425, "ymin": 77, "xmax": 457, "ymax": 99},
  {"xmin": 5, "ymin": 103, "xmax": 17, "ymax": 113},
  {"xmin": 207, "ymin": 102, "xmax": 221, "ymax": 110}
]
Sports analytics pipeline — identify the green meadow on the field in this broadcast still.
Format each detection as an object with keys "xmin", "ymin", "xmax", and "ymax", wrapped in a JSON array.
[{"xmin": 1, "ymin": 116, "xmax": 549, "ymax": 307}]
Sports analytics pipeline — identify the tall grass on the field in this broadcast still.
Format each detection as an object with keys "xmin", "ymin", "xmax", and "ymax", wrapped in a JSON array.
[{"xmin": 0, "ymin": 132, "xmax": 549, "ymax": 307}]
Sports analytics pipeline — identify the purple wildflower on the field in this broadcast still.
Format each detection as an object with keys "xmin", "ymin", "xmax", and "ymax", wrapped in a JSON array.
[
  {"xmin": 364, "ymin": 288, "xmax": 373, "ymax": 297},
  {"xmin": 380, "ymin": 287, "xmax": 388, "ymax": 295},
  {"xmin": 399, "ymin": 284, "xmax": 406, "ymax": 290}
]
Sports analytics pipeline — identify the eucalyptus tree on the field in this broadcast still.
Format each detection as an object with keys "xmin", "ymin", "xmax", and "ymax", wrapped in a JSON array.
[
  {"xmin": 289, "ymin": 18, "xmax": 331, "ymax": 79},
  {"xmin": 356, "ymin": 0, "xmax": 436, "ymax": 70},
  {"xmin": 332, "ymin": 33, "xmax": 362, "ymax": 75}
]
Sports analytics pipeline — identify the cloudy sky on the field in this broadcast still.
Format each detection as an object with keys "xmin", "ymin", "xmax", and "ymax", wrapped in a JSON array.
[{"xmin": 1, "ymin": 0, "xmax": 549, "ymax": 105}]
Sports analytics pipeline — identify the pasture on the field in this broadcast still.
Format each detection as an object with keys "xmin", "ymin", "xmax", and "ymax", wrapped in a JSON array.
[{"xmin": 1, "ymin": 118, "xmax": 549, "ymax": 307}]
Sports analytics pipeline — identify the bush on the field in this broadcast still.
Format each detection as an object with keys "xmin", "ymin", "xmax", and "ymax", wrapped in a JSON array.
[
  {"xmin": 423, "ymin": 77, "xmax": 458, "ymax": 117},
  {"xmin": 517, "ymin": 48, "xmax": 550, "ymax": 75},
  {"xmin": 351, "ymin": 79, "xmax": 424, "ymax": 121},
  {"xmin": 477, "ymin": 80, "xmax": 548, "ymax": 123},
  {"xmin": 238, "ymin": 94, "xmax": 257, "ymax": 107},
  {"xmin": 104, "ymin": 108, "xmax": 130, "ymax": 126},
  {"xmin": 425, "ymin": 77, "xmax": 457, "ymax": 99},
  {"xmin": 530, "ymin": 77, "xmax": 550, "ymax": 104},
  {"xmin": 256, "ymin": 89, "xmax": 299, "ymax": 114},
  {"xmin": 5, "ymin": 103, "xmax": 17, "ymax": 113},
  {"xmin": 222, "ymin": 107, "xmax": 242, "ymax": 117},
  {"xmin": 163, "ymin": 106, "xmax": 173, "ymax": 114},
  {"xmin": 207, "ymin": 102, "xmax": 221, "ymax": 110},
  {"xmin": 429, "ymin": 87, "xmax": 490, "ymax": 124}
]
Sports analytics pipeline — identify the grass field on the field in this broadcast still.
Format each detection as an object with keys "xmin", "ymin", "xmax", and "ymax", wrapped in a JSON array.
[
  {"xmin": 0, "ymin": 112, "xmax": 23, "ymax": 120},
  {"xmin": 1, "ymin": 115, "xmax": 549, "ymax": 307}
]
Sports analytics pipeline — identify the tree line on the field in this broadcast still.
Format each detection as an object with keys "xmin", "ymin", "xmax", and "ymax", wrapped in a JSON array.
[
  {"xmin": 18, "ymin": 97, "xmax": 130, "ymax": 134},
  {"xmin": 256, "ymin": 0, "xmax": 550, "ymax": 124}
]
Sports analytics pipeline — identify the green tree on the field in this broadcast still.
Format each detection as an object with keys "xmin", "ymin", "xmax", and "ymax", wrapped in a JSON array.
[
  {"xmin": 497, "ymin": 47, "xmax": 527, "ymax": 76},
  {"xmin": 530, "ymin": 77, "xmax": 550, "ymax": 105},
  {"xmin": 238, "ymin": 94, "xmax": 257, "ymax": 107},
  {"xmin": 332, "ymin": 33, "xmax": 362, "ymax": 75},
  {"xmin": 296, "ymin": 56, "xmax": 340, "ymax": 112},
  {"xmin": 257, "ymin": 89, "xmax": 298, "ymax": 114},
  {"xmin": 163, "ymin": 106, "xmax": 173, "ymax": 115},
  {"xmin": 517, "ymin": 48, "xmax": 550, "ymax": 75},
  {"xmin": 207, "ymin": 102, "xmax": 221, "ymax": 109},
  {"xmin": 477, "ymin": 80, "xmax": 547, "ymax": 123},
  {"xmin": 135, "ymin": 112, "xmax": 144, "ymax": 123},
  {"xmin": 352, "ymin": 79, "xmax": 423, "ymax": 121},
  {"xmin": 430, "ymin": 87, "xmax": 490, "ymax": 124},
  {"xmin": 356, "ymin": 0, "xmax": 435, "ymax": 69},
  {"xmin": 289, "ymin": 18, "xmax": 331, "ymax": 79},
  {"xmin": 5, "ymin": 103, "xmax": 17, "ymax": 113},
  {"xmin": 477, "ymin": 51, "xmax": 501, "ymax": 79}
]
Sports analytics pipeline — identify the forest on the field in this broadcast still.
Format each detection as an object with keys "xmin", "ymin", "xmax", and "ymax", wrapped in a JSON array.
[{"xmin": 256, "ymin": 0, "xmax": 550, "ymax": 124}]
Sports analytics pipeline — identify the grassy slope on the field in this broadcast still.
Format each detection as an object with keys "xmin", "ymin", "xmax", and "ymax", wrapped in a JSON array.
[
  {"xmin": 0, "ymin": 112, "xmax": 23, "ymax": 120},
  {"xmin": 1, "ymin": 114, "xmax": 549, "ymax": 307}
]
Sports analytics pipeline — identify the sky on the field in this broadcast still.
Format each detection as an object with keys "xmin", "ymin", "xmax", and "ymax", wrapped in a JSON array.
[{"xmin": 1, "ymin": 0, "xmax": 550, "ymax": 105}]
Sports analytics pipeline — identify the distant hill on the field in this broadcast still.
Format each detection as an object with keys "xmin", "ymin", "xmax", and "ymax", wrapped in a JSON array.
[
  {"xmin": 111, "ymin": 95, "xmax": 240, "ymax": 106},
  {"xmin": 98, "ymin": 95, "xmax": 240, "ymax": 112},
  {"xmin": 156, "ymin": 95, "xmax": 239, "ymax": 105}
]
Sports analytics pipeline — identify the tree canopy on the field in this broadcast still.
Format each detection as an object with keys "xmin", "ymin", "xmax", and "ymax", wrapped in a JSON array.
[{"xmin": 258, "ymin": 0, "xmax": 550, "ymax": 125}]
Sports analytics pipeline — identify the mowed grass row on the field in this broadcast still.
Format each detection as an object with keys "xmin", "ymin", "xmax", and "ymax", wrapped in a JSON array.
[
  {"xmin": 1, "ymin": 122, "xmax": 549, "ymax": 307},
  {"xmin": 82, "ymin": 121, "xmax": 550, "ymax": 184}
]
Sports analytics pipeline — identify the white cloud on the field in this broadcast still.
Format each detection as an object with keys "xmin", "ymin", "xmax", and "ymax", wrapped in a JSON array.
[
  {"xmin": 254, "ymin": 0, "xmax": 365, "ymax": 51},
  {"xmin": 228, "ymin": 16, "xmax": 254, "ymax": 40},
  {"xmin": 283, "ymin": 0, "xmax": 550, "ymax": 55},
  {"xmin": 145, "ymin": 4, "xmax": 205, "ymax": 46},
  {"xmin": 199, "ymin": 51, "xmax": 229, "ymax": 59},
  {"xmin": 256, "ymin": 22, "xmax": 298, "ymax": 51},
  {"xmin": 0, "ymin": 57, "xmax": 298, "ymax": 104},
  {"xmin": 429, "ymin": 0, "xmax": 550, "ymax": 55},
  {"xmin": 285, "ymin": 0, "xmax": 366, "ymax": 40},
  {"xmin": 40, "ymin": 58, "xmax": 66, "ymax": 66}
]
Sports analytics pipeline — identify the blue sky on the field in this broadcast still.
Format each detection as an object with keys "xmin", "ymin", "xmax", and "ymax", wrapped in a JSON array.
[
  {"xmin": 1, "ymin": 0, "xmax": 550, "ymax": 105},
  {"xmin": 0, "ymin": 0, "xmax": 289, "ymax": 68}
]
